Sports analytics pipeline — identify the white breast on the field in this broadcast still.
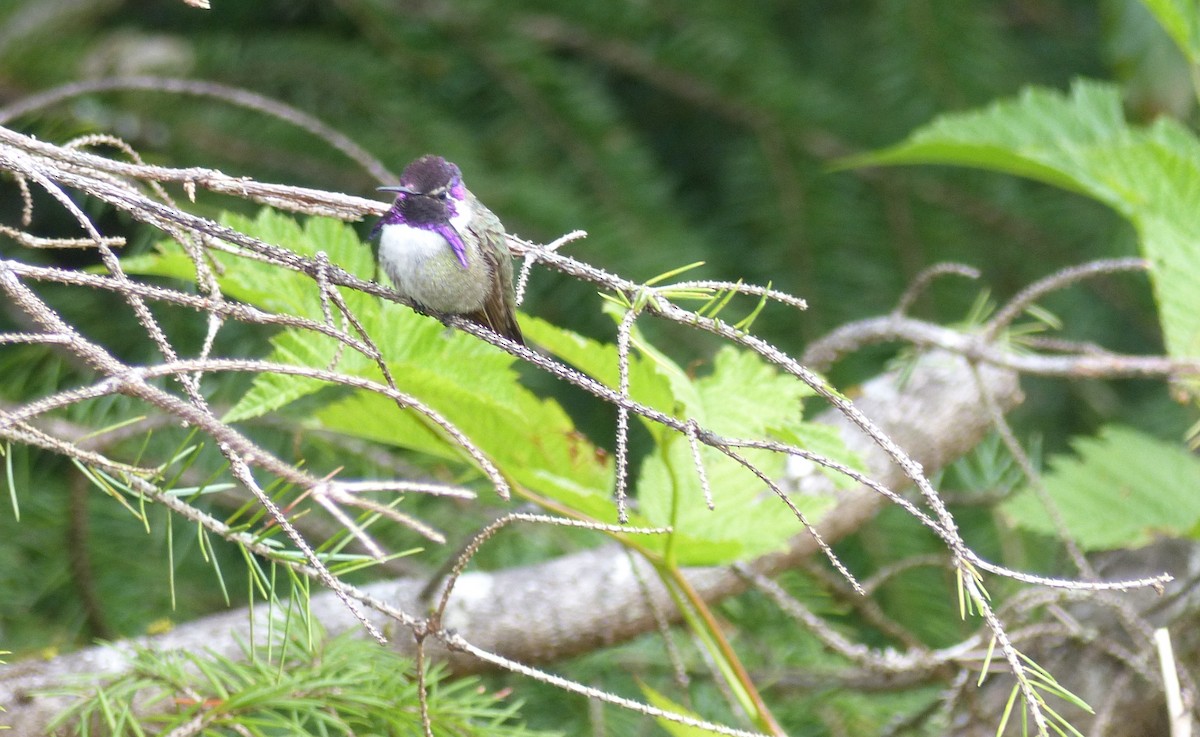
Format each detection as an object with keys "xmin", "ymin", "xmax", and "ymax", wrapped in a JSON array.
[
  {"xmin": 379, "ymin": 223, "xmax": 447, "ymax": 289},
  {"xmin": 377, "ymin": 219, "xmax": 486, "ymax": 313}
]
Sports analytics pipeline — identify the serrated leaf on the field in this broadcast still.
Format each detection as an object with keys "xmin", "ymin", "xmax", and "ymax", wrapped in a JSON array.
[
  {"xmin": 637, "ymin": 443, "xmax": 794, "ymax": 564},
  {"xmin": 638, "ymin": 347, "xmax": 833, "ymax": 565},
  {"xmin": 531, "ymin": 315, "xmax": 840, "ymax": 563},
  {"xmin": 629, "ymin": 325, "xmax": 704, "ymax": 420},
  {"xmin": 123, "ymin": 210, "xmax": 615, "ymax": 509},
  {"xmin": 123, "ymin": 209, "xmax": 377, "ymax": 320},
  {"xmin": 700, "ymin": 347, "xmax": 818, "ymax": 433},
  {"xmin": 224, "ymin": 330, "xmax": 354, "ymax": 422},
  {"xmin": 849, "ymin": 79, "xmax": 1200, "ymax": 372},
  {"xmin": 772, "ymin": 420, "xmax": 867, "ymax": 490},
  {"xmin": 521, "ymin": 314, "xmax": 679, "ymax": 419},
  {"xmin": 1002, "ymin": 425, "xmax": 1200, "ymax": 550},
  {"xmin": 313, "ymin": 361, "xmax": 617, "ymax": 511}
]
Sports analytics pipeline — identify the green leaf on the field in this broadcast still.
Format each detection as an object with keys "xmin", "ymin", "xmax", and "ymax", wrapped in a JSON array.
[
  {"xmin": 521, "ymin": 314, "xmax": 678, "ymax": 419},
  {"xmin": 625, "ymin": 317, "xmax": 706, "ymax": 421},
  {"xmin": 849, "ymin": 79, "xmax": 1200, "ymax": 371},
  {"xmin": 313, "ymin": 364, "xmax": 621, "ymax": 517},
  {"xmin": 532, "ymin": 315, "xmax": 842, "ymax": 564},
  {"xmin": 638, "ymin": 682, "xmax": 726, "ymax": 737},
  {"xmin": 1002, "ymin": 425, "xmax": 1200, "ymax": 550},
  {"xmin": 1142, "ymin": 0, "xmax": 1200, "ymax": 64},
  {"xmin": 122, "ymin": 210, "xmax": 377, "ymax": 319},
  {"xmin": 223, "ymin": 329, "xmax": 351, "ymax": 423},
  {"xmin": 637, "ymin": 347, "xmax": 833, "ymax": 565},
  {"xmin": 771, "ymin": 421, "xmax": 867, "ymax": 490},
  {"xmin": 124, "ymin": 210, "xmax": 615, "ymax": 511}
]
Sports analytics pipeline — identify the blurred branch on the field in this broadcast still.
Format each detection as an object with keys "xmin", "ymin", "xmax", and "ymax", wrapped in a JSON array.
[
  {"xmin": 0, "ymin": 77, "xmax": 394, "ymax": 183},
  {"xmin": 803, "ymin": 312, "xmax": 1200, "ymax": 379}
]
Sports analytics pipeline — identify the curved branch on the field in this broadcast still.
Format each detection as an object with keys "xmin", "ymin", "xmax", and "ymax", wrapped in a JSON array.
[
  {"xmin": 802, "ymin": 313, "xmax": 1200, "ymax": 379},
  {"xmin": 0, "ymin": 76, "xmax": 395, "ymax": 183}
]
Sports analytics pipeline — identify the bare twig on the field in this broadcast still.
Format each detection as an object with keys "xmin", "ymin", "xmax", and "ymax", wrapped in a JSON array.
[
  {"xmin": 446, "ymin": 631, "xmax": 773, "ymax": 737},
  {"xmin": 0, "ymin": 77, "xmax": 393, "ymax": 182},
  {"xmin": 894, "ymin": 262, "xmax": 981, "ymax": 316},
  {"xmin": 984, "ymin": 258, "xmax": 1149, "ymax": 340},
  {"xmin": 802, "ymin": 313, "xmax": 1200, "ymax": 378}
]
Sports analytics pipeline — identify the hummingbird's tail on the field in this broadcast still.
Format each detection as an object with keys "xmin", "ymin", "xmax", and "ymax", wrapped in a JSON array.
[{"xmin": 467, "ymin": 309, "xmax": 524, "ymax": 346}]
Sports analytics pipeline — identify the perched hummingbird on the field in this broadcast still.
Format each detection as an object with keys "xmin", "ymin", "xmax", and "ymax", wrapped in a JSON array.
[{"xmin": 373, "ymin": 154, "xmax": 523, "ymax": 345}]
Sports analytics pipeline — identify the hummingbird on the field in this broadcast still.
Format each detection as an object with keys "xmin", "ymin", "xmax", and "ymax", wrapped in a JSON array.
[{"xmin": 373, "ymin": 154, "xmax": 523, "ymax": 345}]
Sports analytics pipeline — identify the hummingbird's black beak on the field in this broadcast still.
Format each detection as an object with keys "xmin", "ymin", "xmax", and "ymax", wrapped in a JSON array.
[{"xmin": 377, "ymin": 185, "xmax": 416, "ymax": 194}]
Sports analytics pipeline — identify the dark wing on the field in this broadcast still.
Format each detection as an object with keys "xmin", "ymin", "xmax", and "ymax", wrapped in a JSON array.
[{"xmin": 466, "ymin": 204, "xmax": 523, "ymax": 345}]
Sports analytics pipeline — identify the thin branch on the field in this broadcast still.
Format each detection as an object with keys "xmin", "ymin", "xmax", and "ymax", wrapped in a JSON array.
[
  {"xmin": 894, "ymin": 262, "xmax": 981, "ymax": 316},
  {"xmin": 984, "ymin": 258, "xmax": 1149, "ymax": 339},
  {"xmin": 0, "ymin": 77, "xmax": 394, "ymax": 183},
  {"xmin": 614, "ymin": 305, "xmax": 638, "ymax": 523},
  {"xmin": 969, "ymin": 360, "xmax": 1094, "ymax": 577},
  {"xmin": 430, "ymin": 512, "xmax": 670, "ymax": 630},
  {"xmin": 445, "ymin": 631, "xmax": 773, "ymax": 737},
  {"xmin": 801, "ymin": 313, "xmax": 1200, "ymax": 378}
]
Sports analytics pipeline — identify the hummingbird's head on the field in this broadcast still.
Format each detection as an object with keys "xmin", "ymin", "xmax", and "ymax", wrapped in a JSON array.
[
  {"xmin": 378, "ymin": 155, "xmax": 467, "ymax": 227},
  {"xmin": 374, "ymin": 155, "xmax": 472, "ymax": 268}
]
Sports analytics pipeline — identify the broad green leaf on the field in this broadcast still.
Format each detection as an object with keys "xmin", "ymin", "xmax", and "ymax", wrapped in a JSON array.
[
  {"xmin": 533, "ymin": 316, "xmax": 842, "ymax": 564},
  {"xmin": 772, "ymin": 421, "xmax": 867, "ymax": 490},
  {"xmin": 224, "ymin": 330, "xmax": 355, "ymax": 423},
  {"xmin": 636, "ymin": 442, "xmax": 791, "ymax": 564},
  {"xmin": 620, "ymin": 311, "xmax": 706, "ymax": 421},
  {"xmin": 637, "ymin": 347, "xmax": 834, "ymax": 565},
  {"xmin": 849, "ymin": 79, "xmax": 1200, "ymax": 372},
  {"xmin": 313, "ymin": 365, "xmax": 621, "ymax": 516},
  {"xmin": 122, "ymin": 210, "xmax": 376, "ymax": 318},
  {"xmin": 697, "ymin": 347, "xmax": 818, "ymax": 433},
  {"xmin": 123, "ymin": 210, "xmax": 614, "ymax": 509},
  {"xmin": 521, "ymin": 315, "xmax": 677, "ymax": 418},
  {"xmin": 1002, "ymin": 425, "xmax": 1200, "ymax": 549},
  {"xmin": 123, "ymin": 210, "xmax": 386, "ymax": 422}
]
